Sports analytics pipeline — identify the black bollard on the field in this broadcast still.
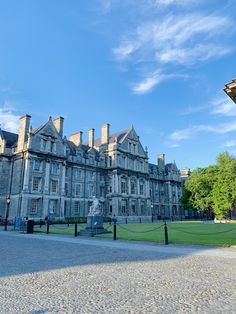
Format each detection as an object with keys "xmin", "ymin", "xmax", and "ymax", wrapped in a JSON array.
[
  {"xmin": 113, "ymin": 220, "xmax": 117, "ymax": 240},
  {"xmin": 164, "ymin": 222, "xmax": 168, "ymax": 245},
  {"xmin": 139, "ymin": 217, "xmax": 141, "ymax": 224},
  {"xmin": 151, "ymin": 214, "xmax": 154, "ymax": 223},
  {"xmin": 4, "ymin": 218, "xmax": 8, "ymax": 231},
  {"xmin": 47, "ymin": 221, "xmax": 50, "ymax": 234},
  {"xmin": 74, "ymin": 223, "xmax": 78, "ymax": 237},
  {"xmin": 67, "ymin": 219, "xmax": 70, "ymax": 227},
  {"xmin": 39, "ymin": 219, "xmax": 42, "ymax": 228}
]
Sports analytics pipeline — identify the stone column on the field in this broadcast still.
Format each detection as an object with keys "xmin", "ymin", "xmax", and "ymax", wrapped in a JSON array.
[
  {"xmin": 168, "ymin": 183, "xmax": 172, "ymax": 217},
  {"xmin": 115, "ymin": 173, "xmax": 119, "ymax": 193},
  {"xmin": 23, "ymin": 158, "xmax": 30, "ymax": 192},
  {"xmin": 61, "ymin": 164, "xmax": 66, "ymax": 196},
  {"xmin": 128, "ymin": 177, "xmax": 131, "ymax": 194},
  {"xmin": 44, "ymin": 161, "xmax": 50, "ymax": 193}
]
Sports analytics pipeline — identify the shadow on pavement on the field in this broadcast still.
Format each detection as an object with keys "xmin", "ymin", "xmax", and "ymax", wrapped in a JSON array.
[{"xmin": 0, "ymin": 230, "xmax": 235, "ymax": 278}]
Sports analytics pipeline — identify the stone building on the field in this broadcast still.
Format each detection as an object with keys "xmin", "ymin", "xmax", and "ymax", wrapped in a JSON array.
[
  {"xmin": 0, "ymin": 115, "xmax": 183, "ymax": 220},
  {"xmin": 224, "ymin": 78, "xmax": 236, "ymax": 103}
]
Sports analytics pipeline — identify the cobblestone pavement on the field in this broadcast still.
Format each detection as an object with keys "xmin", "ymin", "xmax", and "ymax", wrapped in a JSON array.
[{"xmin": 0, "ymin": 231, "xmax": 236, "ymax": 314}]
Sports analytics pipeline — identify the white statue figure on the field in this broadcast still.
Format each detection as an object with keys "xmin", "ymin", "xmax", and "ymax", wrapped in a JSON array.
[{"xmin": 88, "ymin": 196, "xmax": 102, "ymax": 216}]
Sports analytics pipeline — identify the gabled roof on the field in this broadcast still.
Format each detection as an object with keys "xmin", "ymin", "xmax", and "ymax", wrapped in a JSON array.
[
  {"xmin": 0, "ymin": 130, "xmax": 18, "ymax": 148},
  {"xmin": 84, "ymin": 129, "xmax": 128, "ymax": 147},
  {"xmin": 165, "ymin": 162, "xmax": 178, "ymax": 172}
]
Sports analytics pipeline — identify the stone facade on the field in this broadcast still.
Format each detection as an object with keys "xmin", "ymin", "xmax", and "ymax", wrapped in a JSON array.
[
  {"xmin": 224, "ymin": 78, "xmax": 236, "ymax": 103},
  {"xmin": 0, "ymin": 115, "xmax": 183, "ymax": 220}
]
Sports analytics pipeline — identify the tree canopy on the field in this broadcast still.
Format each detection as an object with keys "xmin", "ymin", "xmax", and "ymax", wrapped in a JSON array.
[{"xmin": 181, "ymin": 152, "xmax": 236, "ymax": 219}]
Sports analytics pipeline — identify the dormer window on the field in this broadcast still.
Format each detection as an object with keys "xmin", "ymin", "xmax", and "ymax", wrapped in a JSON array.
[
  {"xmin": 129, "ymin": 142, "xmax": 133, "ymax": 152},
  {"xmin": 40, "ymin": 139, "xmax": 47, "ymax": 151},
  {"xmin": 120, "ymin": 156, "xmax": 126, "ymax": 168},
  {"xmin": 129, "ymin": 159, "xmax": 134, "ymax": 170},
  {"xmin": 89, "ymin": 155, "xmax": 94, "ymax": 165},
  {"xmin": 52, "ymin": 142, "xmax": 56, "ymax": 153}
]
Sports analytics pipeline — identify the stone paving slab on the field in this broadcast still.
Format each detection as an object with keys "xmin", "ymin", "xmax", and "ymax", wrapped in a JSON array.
[
  {"xmin": 1, "ymin": 230, "xmax": 236, "ymax": 259},
  {"xmin": 0, "ymin": 231, "xmax": 236, "ymax": 314}
]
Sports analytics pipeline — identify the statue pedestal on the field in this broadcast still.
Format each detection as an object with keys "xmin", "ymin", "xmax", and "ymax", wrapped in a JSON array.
[{"xmin": 79, "ymin": 215, "xmax": 112, "ymax": 237}]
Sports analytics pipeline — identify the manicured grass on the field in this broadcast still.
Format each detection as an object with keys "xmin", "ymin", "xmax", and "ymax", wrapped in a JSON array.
[
  {"xmin": 97, "ymin": 221, "xmax": 236, "ymax": 246},
  {"xmin": 34, "ymin": 221, "xmax": 236, "ymax": 246}
]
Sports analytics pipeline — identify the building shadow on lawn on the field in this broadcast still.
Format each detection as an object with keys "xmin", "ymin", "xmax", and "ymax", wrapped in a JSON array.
[{"xmin": 0, "ymin": 231, "xmax": 235, "ymax": 278}]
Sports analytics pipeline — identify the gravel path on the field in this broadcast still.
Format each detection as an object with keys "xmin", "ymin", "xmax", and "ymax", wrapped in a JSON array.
[{"xmin": 0, "ymin": 231, "xmax": 235, "ymax": 314}]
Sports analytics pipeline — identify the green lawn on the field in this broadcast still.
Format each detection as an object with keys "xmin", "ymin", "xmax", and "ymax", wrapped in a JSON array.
[{"xmin": 34, "ymin": 221, "xmax": 236, "ymax": 246}]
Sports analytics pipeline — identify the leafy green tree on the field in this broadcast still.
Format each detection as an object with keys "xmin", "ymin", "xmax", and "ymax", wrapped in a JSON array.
[
  {"xmin": 212, "ymin": 152, "xmax": 236, "ymax": 219},
  {"xmin": 182, "ymin": 166, "xmax": 216, "ymax": 212},
  {"xmin": 181, "ymin": 152, "xmax": 236, "ymax": 219}
]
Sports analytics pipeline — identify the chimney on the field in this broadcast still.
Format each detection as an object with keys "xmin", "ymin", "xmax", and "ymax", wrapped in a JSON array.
[
  {"xmin": 17, "ymin": 114, "xmax": 31, "ymax": 151},
  {"xmin": 89, "ymin": 128, "xmax": 94, "ymax": 147},
  {"xmin": 53, "ymin": 116, "xmax": 64, "ymax": 137},
  {"xmin": 101, "ymin": 123, "xmax": 110, "ymax": 145},
  {"xmin": 69, "ymin": 131, "xmax": 83, "ymax": 146},
  {"xmin": 157, "ymin": 153, "xmax": 165, "ymax": 168}
]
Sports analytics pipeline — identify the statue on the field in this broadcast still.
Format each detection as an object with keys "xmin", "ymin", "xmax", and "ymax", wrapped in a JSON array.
[
  {"xmin": 79, "ymin": 196, "xmax": 111, "ymax": 236},
  {"xmin": 88, "ymin": 196, "xmax": 102, "ymax": 216}
]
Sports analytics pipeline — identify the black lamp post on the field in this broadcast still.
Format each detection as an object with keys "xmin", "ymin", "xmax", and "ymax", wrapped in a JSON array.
[
  {"xmin": 4, "ymin": 196, "xmax": 11, "ymax": 231},
  {"xmin": 151, "ymin": 203, "xmax": 154, "ymax": 222}
]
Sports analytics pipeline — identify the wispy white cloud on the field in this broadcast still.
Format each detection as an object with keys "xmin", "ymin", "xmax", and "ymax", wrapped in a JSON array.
[
  {"xmin": 166, "ymin": 121, "xmax": 236, "ymax": 147},
  {"xmin": 211, "ymin": 96, "xmax": 236, "ymax": 117},
  {"xmin": 224, "ymin": 140, "xmax": 236, "ymax": 148},
  {"xmin": 0, "ymin": 105, "xmax": 20, "ymax": 133},
  {"xmin": 114, "ymin": 14, "xmax": 231, "ymax": 61},
  {"xmin": 110, "ymin": 2, "xmax": 233, "ymax": 94},
  {"xmin": 156, "ymin": 44, "xmax": 231, "ymax": 65},
  {"xmin": 113, "ymin": 42, "xmax": 138, "ymax": 60},
  {"xmin": 182, "ymin": 95, "xmax": 236, "ymax": 117},
  {"xmin": 132, "ymin": 71, "xmax": 186, "ymax": 94}
]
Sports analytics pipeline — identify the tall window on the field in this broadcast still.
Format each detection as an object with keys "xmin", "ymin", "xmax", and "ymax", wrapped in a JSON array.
[
  {"xmin": 32, "ymin": 177, "xmax": 41, "ymax": 192},
  {"xmin": 51, "ymin": 163, "xmax": 59, "ymax": 174},
  {"xmin": 30, "ymin": 199, "xmax": 39, "ymax": 214},
  {"xmin": 51, "ymin": 180, "xmax": 58, "ymax": 193},
  {"xmin": 131, "ymin": 203, "xmax": 136, "ymax": 214},
  {"xmin": 121, "ymin": 199, "xmax": 126, "ymax": 214},
  {"xmin": 74, "ymin": 201, "xmax": 80, "ymax": 214},
  {"xmin": 121, "ymin": 179, "xmax": 127, "ymax": 194},
  {"xmin": 49, "ymin": 199, "xmax": 57, "ymax": 214},
  {"xmin": 131, "ymin": 181, "xmax": 136, "ymax": 194},
  {"xmin": 140, "ymin": 181, "xmax": 144, "ymax": 195},
  {"xmin": 75, "ymin": 183, "xmax": 81, "ymax": 196},
  {"xmin": 129, "ymin": 159, "xmax": 134, "ymax": 170}
]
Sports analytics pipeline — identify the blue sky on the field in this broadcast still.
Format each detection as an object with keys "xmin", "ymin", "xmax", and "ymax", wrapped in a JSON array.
[{"xmin": 0, "ymin": 0, "xmax": 236, "ymax": 170}]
